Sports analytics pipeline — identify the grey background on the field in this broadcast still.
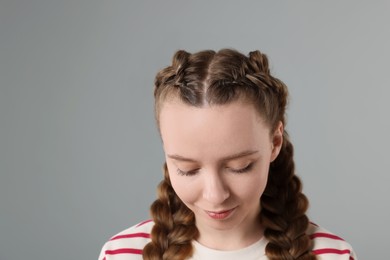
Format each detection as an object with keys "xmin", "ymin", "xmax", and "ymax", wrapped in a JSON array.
[{"xmin": 1, "ymin": 1, "xmax": 389, "ymax": 259}]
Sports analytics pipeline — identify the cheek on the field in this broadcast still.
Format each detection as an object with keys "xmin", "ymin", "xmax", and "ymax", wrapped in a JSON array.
[
  {"xmin": 166, "ymin": 163, "xmax": 198, "ymax": 204},
  {"xmin": 248, "ymin": 174, "xmax": 268, "ymax": 198},
  {"xmin": 234, "ymin": 166, "xmax": 269, "ymax": 200}
]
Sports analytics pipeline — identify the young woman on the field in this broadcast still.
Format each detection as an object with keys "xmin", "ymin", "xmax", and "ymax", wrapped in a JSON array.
[{"xmin": 99, "ymin": 49, "xmax": 357, "ymax": 259}]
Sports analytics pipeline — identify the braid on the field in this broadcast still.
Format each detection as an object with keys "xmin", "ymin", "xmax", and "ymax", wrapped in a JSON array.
[
  {"xmin": 155, "ymin": 50, "xmax": 215, "ymax": 106},
  {"xmin": 154, "ymin": 50, "xmax": 189, "ymax": 89},
  {"xmin": 143, "ymin": 163, "xmax": 198, "ymax": 260},
  {"xmin": 260, "ymin": 133, "xmax": 316, "ymax": 259},
  {"xmin": 146, "ymin": 50, "xmax": 216, "ymax": 260},
  {"xmin": 248, "ymin": 50, "xmax": 270, "ymax": 75},
  {"xmin": 246, "ymin": 50, "xmax": 316, "ymax": 259}
]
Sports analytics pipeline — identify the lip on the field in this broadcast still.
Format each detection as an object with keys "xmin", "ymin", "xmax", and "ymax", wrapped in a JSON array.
[{"xmin": 205, "ymin": 207, "xmax": 237, "ymax": 220}]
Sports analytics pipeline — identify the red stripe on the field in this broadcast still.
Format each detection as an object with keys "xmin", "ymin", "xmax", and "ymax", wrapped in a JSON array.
[
  {"xmin": 313, "ymin": 248, "xmax": 351, "ymax": 255},
  {"xmin": 310, "ymin": 232, "xmax": 344, "ymax": 241},
  {"xmin": 105, "ymin": 248, "xmax": 143, "ymax": 255},
  {"xmin": 110, "ymin": 232, "xmax": 150, "ymax": 241},
  {"xmin": 136, "ymin": 219, "xmax": 153, "ymax": 227}
]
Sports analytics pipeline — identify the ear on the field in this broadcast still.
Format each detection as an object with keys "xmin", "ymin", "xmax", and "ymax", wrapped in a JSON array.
[{"xmin": 270, "ymin": 121, "xmax": 284, "ymax": 162}]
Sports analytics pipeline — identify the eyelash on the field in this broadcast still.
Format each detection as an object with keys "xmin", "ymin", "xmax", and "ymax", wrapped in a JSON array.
[
  {"xmin": 230, "ymin": 163, "xmax": 254, "ymax": 174},
  {"xmin": 176, "ymin": 168, "xmax": 199, "ymax": 176},
  {"xmin": 176, "ymin": 163, "xmax": 254, "ymax": 176}
]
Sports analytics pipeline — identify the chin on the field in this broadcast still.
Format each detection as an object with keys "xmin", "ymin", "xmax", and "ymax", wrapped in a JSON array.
[{"xmin": 198, "ymin": 211, "xmax": 243, "ymax": 230}]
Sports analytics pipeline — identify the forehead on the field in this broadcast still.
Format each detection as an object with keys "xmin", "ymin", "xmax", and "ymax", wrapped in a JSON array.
[
  {"xmin": 159, "ymin": 100, "xmax": 271, "ymax": 160},
  {"xmin": 159, "ymin": 99, "xmax": 263, "ymax": 127}
]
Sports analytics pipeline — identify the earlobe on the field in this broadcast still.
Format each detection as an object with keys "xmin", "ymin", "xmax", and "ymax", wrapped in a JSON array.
[{"xmin": 270, "ymin": 122, "xmax": 284, "ymax": 162}]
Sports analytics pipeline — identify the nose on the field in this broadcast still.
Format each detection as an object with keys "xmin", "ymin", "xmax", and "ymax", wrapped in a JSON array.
[{"xmin": 202, "ymin": 170, "xmax": 230, "ymax": 205}]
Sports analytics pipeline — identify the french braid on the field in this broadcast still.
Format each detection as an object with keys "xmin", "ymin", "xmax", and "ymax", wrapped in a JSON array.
[
  {"xmin": 143, "ymin": 49, "xmax": 316, "ymax": 259},
  {"xmin": 142, "ymin": 164, "xmax": 198, "ymax": 260},
  {"xmin": 260, "ymin": 133, "xmax": 315, "ymax": 259},
  {"xmin": 143, "ymin": 50, "xmax": 213, "ymax": 260}
]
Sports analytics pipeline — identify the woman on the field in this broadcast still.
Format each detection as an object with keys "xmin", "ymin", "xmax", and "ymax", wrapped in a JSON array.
[{"xmin": 99, "ymin": 49, "xmax": 357, "ymax": 259}]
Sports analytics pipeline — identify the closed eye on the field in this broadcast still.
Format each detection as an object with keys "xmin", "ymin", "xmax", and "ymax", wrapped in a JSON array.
[
  {"xmin": 177, "ymin": 163, "xmax": 254, "ymax": 176},
  {"xmin": 229, "ymin": 163, "xmax": 254, "ymax": 174},
  {"xmin": 176, "ymin": 168, "xmax": 199, "ymax": 176}
]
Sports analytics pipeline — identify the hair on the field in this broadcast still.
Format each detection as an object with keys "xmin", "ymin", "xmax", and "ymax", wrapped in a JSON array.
[{"xmin": 142, "ymin": 49, "xmax": 316, "ymax": 260}]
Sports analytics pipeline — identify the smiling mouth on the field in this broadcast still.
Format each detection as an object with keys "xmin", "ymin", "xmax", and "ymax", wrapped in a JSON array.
[{"xmin": 205, "ymin": 207, "xmax": 237, "ymax": 220}]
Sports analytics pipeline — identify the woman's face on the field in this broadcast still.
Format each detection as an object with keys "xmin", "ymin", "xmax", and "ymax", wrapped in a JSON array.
[{"xmin": 159, "ymin": 99, "xmax": 283, "ymax": 237}]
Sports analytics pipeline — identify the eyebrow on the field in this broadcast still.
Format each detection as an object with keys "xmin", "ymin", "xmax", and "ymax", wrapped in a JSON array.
[{"xmin": 167, "ymin": 150, "xmax": 259, "ymax": 162}]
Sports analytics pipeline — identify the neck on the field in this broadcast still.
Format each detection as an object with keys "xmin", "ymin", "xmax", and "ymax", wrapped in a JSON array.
[{"xmin": 195, "ymin": 214, "xmax": 264, "ymax": 250}]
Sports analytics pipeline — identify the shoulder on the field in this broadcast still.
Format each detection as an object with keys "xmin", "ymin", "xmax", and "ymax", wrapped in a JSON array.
[
  {"xmin": 98, "ymin": 220, "xmax": 154, "ymax": 260},
  {"xmin": 307, "ymin": 222, "xmax": 357, "ymax": 259}
]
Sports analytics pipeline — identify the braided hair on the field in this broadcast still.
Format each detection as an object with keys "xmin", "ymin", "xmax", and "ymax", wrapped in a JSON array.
[{"xmin": 143, "ymin": 49, "xmax": 316, "ymax": 260}]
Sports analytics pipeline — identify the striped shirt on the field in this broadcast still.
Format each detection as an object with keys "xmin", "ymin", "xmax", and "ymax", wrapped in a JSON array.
[{"xmin": 99, "ymin": 220, "xmax": 357, "ymax": 260}]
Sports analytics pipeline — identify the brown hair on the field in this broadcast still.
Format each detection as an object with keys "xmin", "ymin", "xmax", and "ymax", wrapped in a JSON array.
[{"xmin": 143, "ymin": 49, "xmax": 316, "ymax": 259}]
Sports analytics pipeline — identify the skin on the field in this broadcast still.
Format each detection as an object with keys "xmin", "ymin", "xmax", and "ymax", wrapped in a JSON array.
[{"xmin": 159, "ymin": 99, "xmax": 283, "ymax": 250}]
